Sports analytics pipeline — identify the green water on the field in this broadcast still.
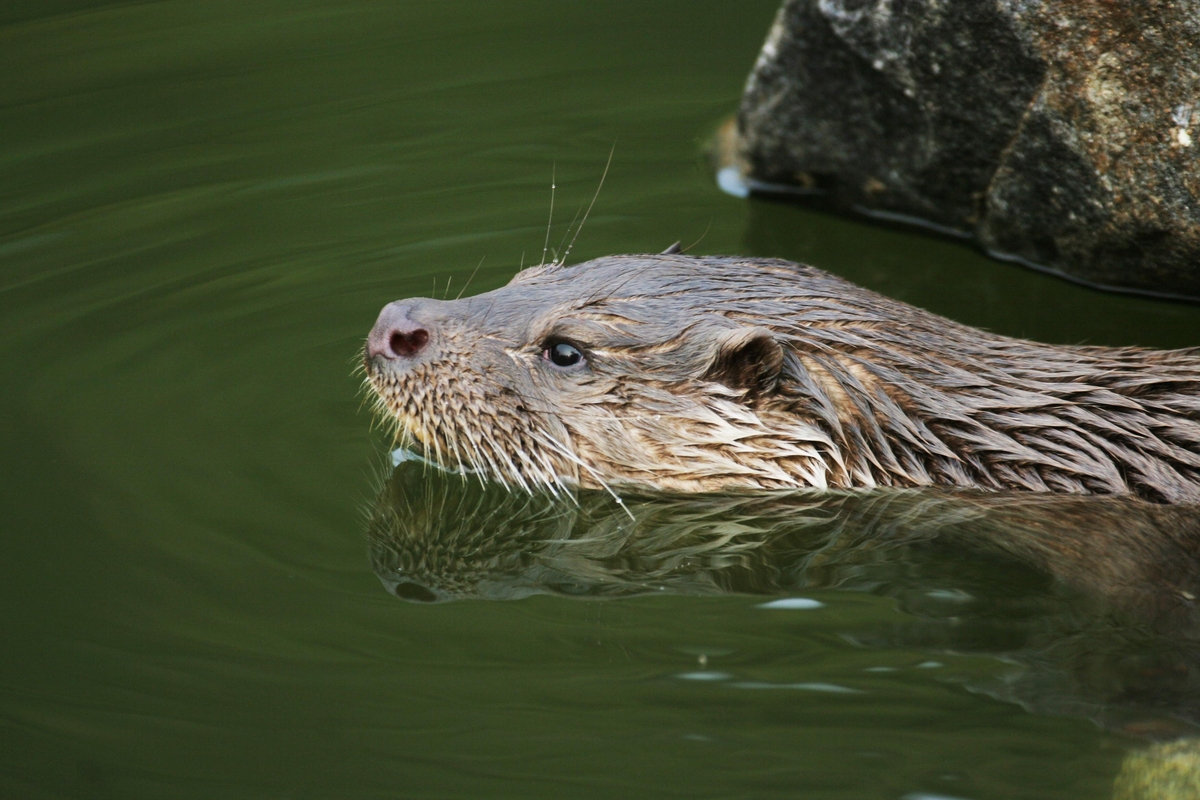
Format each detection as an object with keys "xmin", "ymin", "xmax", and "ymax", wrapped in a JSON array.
[{"xmin": 3, "ymin": 1, "xmax": 1200, "ymax": 798}]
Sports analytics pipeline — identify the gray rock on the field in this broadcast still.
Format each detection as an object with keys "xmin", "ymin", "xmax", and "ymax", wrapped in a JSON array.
[{"xmin": 734, "ymin": 0, "xmax": 1200, "ymax": 298}]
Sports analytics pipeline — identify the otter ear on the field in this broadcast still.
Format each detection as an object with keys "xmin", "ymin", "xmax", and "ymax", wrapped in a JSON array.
[{"xmin": 703, "ymin": 326, "xmax": 784, "ymax": 394}]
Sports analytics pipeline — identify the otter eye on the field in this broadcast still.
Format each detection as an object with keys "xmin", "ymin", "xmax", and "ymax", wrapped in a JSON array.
[{"xmin": 544, "ymin": 341, "xmax": 585, "ymax": 369}]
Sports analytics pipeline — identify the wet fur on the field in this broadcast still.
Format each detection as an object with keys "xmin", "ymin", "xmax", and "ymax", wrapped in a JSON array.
[{"xmin": 365, "ymin": 255, "xmax": 1200, "ymax": 502}]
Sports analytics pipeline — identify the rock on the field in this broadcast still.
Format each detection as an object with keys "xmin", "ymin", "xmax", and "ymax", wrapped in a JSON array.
[
  {"xmin": 733, "ymin": 0, "xmax": 1200, "ymax": 299},
  {"xmin": 1113, "ymin": 739, "xmax": 1200, "ymax": 800}
]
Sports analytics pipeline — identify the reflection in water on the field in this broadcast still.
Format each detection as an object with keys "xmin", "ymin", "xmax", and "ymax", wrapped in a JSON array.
[{"xmin": 368, "ymin": 453, "xmax": 1200, "ymax": 737}]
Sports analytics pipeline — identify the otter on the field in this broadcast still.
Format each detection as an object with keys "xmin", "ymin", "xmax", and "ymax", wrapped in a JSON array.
[{"xmin": 363, "ymin": 254, "xmax": 1200, "ymax": 503}]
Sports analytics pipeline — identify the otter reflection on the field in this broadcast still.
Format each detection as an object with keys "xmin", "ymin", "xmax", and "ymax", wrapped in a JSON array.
[
  {"xmin": 368, "ymin": 454, "xmax": 1200, "ymax": 732},
  {"xmin": 370, "ymin": 454, "xmax": 1200, "ymax": 613}
]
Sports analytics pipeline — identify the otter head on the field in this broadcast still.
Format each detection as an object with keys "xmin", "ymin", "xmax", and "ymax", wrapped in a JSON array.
[{"xmin": 363, "ymin": 254, "xmax": 838, "ymax": 493}]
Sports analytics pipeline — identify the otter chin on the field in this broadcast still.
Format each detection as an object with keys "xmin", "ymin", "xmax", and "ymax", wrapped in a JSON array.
[{"xmin": 363, "ymin": 254, "xmax": 1200, "ymax": 503}]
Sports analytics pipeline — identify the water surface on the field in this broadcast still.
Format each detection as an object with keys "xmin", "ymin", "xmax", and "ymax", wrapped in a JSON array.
[{"xmin": 3, "ymin": 1, "xmax": 1200, "ymax": 798}]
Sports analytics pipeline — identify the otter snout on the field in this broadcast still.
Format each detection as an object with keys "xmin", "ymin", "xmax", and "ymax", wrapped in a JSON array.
[{"xmin": 367, "ymin": 301, "xmax": 432, "ymax": 362}]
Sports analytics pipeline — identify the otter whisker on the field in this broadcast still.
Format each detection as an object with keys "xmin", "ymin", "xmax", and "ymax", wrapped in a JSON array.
[
  {"xmin": 517, "ymin": 443, "xmax": 568, "ymax": 499},
  {"xmin": 552, "ymin": 201, "xmax": 585, "ymax": 266},
  {"xmin": 421, "ymin": 408, "xmax": 446, "ymax": 474},
  {"xmin": 531, "ymin": 450, "xmax": 569, "ymax": 498},
  {"xmin": 562, "ymin": 142, "xmax": 615, "ymax": 267},
  {"xmin": 488, "ymin": 433, "xmax": 533, "ymax": 493},
  {"xmin": 530, "ymin": 430, "xmax": 633, "ymax": 520},
  {"xmin": 502, "ymin": 438, "xmax": 547, "ymax": 494},
  {"xmin": 443, "ymin": 419, "xmax": 472, "ymax": 481},
  {"xmin": 522, "ymin": 439, "xmax": 583, "ymax": 509},
  {"xmin": 457, "ymin": 431, "xmax": 491, "ymax": 488},
  {"xmin": 682, "ymin": 217, "xmax": 713, "ymax": 254},
  {"xmin": 540, "ymin": 163, "xmax": 556, "ymax": 268},
  {"xmin": 456, "ymin": 256, "xmax": 486, "ymax": 301},
  {"xmin": 500, "ymin": 438, "xmax": 555, "ymax": 496},
  {"xmin": 463, "ymin": 427, "xmax": 507, "ymax": 487},
  {"xmin": 468, "ymin": 442, "xmax": 493, "ymax": 488},
  {"xmin": 358, "ymin": 379, "xmax": 379, "ymax": 425}
]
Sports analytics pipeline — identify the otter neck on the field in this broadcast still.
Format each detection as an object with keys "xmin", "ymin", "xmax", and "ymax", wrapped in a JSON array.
[{"xmin": 779, "ymin": 338, "xmax": 1200, "ymax": 503}]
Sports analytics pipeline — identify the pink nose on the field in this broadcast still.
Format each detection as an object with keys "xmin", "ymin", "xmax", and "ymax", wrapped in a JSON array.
[{"xmin": 366, "ymin": 302, "xmax": 431, "ymax": 360}]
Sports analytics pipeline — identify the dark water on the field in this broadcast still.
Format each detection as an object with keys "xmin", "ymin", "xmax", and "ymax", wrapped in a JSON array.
[{"xmin": 4, "ymin": 2, "xmax": 1200, "ymax": 798}]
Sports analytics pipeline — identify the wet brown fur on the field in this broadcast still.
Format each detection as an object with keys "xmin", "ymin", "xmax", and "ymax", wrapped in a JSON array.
[{"xmin": 364, "ymin": 254, "xmax": 1200, "ymax": 502}]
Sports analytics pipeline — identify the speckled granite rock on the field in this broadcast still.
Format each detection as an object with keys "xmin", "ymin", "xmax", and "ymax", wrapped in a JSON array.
[
  {"xmin": 735, "ymin": 0, "xmax": 1200, "ymax": 298},
  {"xmin": 1113, "ymin": 739, "xmax": 1200, "ymax": 800}
]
